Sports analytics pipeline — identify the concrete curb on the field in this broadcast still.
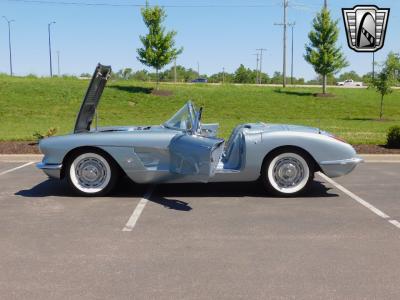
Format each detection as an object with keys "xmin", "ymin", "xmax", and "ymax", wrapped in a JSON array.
[
  {"xmin": 360, "ymin": 154, "xmax": 400, "ymax": 163},
  {"xmin": 0, "ymin": 154, "xmax": 43, "ymax": 162}
]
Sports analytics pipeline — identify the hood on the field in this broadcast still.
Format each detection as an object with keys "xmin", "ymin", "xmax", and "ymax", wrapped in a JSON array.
[
  {"xmin": 285, "ymin": 124, "xmax": 321, "ymax": 134},
  {"xmin": 91, "ymin": 125, "xmax": 173, "ymax": 133},
  {"xmin": 243, "ymin": 123, "xmax": 322, "ymax": 135},
  {"xmin": 74, "ymin": 64, "xmax": 112, "ymax": 133}
]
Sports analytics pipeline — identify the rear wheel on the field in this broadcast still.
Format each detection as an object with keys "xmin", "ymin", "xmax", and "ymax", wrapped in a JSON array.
[
  {"xmin": 66, "ymin": 150, "xmax": 118, "ymax": 196},
  {"xmin": 261, "ymin": 149, "xmax": 314, "ymax": 196}
]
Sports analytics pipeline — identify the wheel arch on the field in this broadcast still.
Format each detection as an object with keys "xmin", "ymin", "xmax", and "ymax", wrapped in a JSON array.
[
  {"xmin": 260, "ymin": 145, "xmax": 321, "ymax": 175},
  {"xmin": 60, "ymin": 146, "xmax": 126, "ymax": 179}
]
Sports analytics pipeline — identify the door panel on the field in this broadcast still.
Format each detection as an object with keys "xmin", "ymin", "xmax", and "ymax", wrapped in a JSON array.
[{"xmin": 169, "ymin": 133, "xmax": 224, "ymax": 182}]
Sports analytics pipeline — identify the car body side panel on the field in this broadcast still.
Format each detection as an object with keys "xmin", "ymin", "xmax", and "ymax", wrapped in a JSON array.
[
  {"xmin": 39, "ymin": 129, "xmax": 227, "ymax": 184},
  {"xmin": 210, "ymin": 131, "xmax": 267, "ymax": 182},
  {"xmin": 39, "ymin": 130, "xmax": 177, "ymax": 177},
  {"xmin": 39, "ymin": 122, "xmax": 360, "ymax": 184},
  {"xmin": 255, "ymin": 131, "xmax": 357, "ymax": 178},
  {"xmin": 210, "ymin": 129, "xmax": 358, "ymax": 182}
]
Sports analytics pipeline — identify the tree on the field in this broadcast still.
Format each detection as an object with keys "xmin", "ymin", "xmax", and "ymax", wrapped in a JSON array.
[
  {"xmin": 208, "ymin": 71, "xmax": 234, "ymax": 84},
  {"xmin": 233, "ymin": 64, "xmax": 260, "ymax": 84},
  {"xmin": 337, "ymin": 70, "xmax": 362, "ymax": 82},
  {"xmin": 370, "ymin": 52, "xmax": 400, "ymax": 120},
  {"xmin": 137, "ymin": 2, "xmax": 183, "ymax": 88},
  {"xmin": 131, "ymin": 70, "xmax": 150, "ymax": 81},
  {"xmin": 271, "ymin": 71, "xmax": 283, "ymax": 84},
  {"xmin": 362, "ymin": 72, "xmax": 374, "ymax": 84},
  {"xmin": 160, "ymin": 65, "xmax": 198, "ymax": 82},
  {"xmin": 123, "ymin": 68, "xmax": 133, "ymax": 80},
  {"xmin": 304, "ymin": 8, "xmax": 348, "ymax": 94}
]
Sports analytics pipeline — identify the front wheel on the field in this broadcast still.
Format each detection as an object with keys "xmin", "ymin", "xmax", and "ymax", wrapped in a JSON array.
[
  {"xmin": 261, "ymin": 150, "xmax": 314, "ymax": 196},
  {"xmin": 66, "ymin": 151, "xmax": 119, "ymax": 196}
]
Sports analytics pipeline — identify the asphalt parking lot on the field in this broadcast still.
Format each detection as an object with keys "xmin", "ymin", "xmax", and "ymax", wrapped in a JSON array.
[{"xmin": 0, "ymin": 155, "xmax": 400, "ymax": 299}]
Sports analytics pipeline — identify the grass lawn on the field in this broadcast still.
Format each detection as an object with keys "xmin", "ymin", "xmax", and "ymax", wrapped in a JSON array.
[{"xmin": 0, "ymin": 75, "xmax": 399, "ymax": 144}]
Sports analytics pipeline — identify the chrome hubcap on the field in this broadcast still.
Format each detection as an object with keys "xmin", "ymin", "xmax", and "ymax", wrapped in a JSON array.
[
  {"xmin": 273, "ymin": 157, "xmax": 305, "ymax": 188},
  {"xmin": 76, "ymin": 158, "xmax": 107, "ymax": 188}
]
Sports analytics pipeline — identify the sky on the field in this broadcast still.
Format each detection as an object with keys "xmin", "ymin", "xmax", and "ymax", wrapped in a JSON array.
[{"xmin": 0, "ymin": 0, "xmax": 399, "ymax": 80}]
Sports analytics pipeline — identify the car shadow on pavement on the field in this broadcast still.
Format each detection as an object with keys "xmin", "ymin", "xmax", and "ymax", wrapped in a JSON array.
[
  {"xmin": 15, "ymin": 177, "xmax": 193, "ymax": 211},
  {"xmin": 15, "ymin": 177, "xmax": 148, "ymax": 198},
  {"xmin": 15, "ymin": 178, "xmax": 337, "ymax": 212},
  {"xmin": 16, "ymin": 179, "xmax": 76, "ymax": 197},
  {"xmin": 149, "ymin": 195, "xmax": 192, "ymax": 211},
  {"xmin": 153, "ymin": 180, "xmax": 338, "ymax": 199}
]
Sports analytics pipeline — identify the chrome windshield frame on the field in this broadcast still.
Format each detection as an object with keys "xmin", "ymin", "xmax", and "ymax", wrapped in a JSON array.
[{"xmin": 163, "ymin": 101, "xmax": 198, "ymax": 134}]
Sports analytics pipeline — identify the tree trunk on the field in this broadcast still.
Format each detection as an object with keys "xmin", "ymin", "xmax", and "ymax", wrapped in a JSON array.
[
  {"xmin": 322, "ymin": 74, "xmax": 327, "ymax": 94},
  {"xmin": 380, "ymin": 94, "xmax": 384, "ymax": 120},
  {"xmin": 156, "ymin": 68, "xmax": 160, "ymax": 90}
]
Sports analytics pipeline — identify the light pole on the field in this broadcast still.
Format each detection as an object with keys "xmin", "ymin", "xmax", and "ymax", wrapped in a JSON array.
[
  {"xmin": 274, "ymin": 0, "xmax": 289, "ymax": 87},
  {"xmin": 48, "ymin": 21, "xmax": 56, "ymax": 77},
  {"xmin": 256, "ymin": 48, "xmax": 267, "ymax": 84},
  {"xmin": 2, "ymin": 16, "xmax": 15, "ymax": 76},
  {"xmin": 253, "ymin": 53, "xmax": 260, "ymax": 84},
  {"xmin": 288, "ymin": 22, "xmax": 295, "ymax": 85},
  {"xmin": 57, "ymin": 50, "xmax": 60, "ymax": 76}
]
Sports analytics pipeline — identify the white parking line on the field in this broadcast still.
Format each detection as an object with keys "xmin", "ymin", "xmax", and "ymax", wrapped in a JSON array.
[
  {"xmin": 0, "ymin": 162, "xmax": 35, "ymax": 176},
  {"xmin": 388, "ymin": 220, "xmax": 400, "ymax": 229},
  {"xmin": 122, "ymin": 186, "xmax": 155, "ymax": 232},
  {"xmin": 318, "ymin": 172, "xmax": 400, "ymax": 230}
]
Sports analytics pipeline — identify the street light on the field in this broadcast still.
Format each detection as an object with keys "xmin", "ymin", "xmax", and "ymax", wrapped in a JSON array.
[
  {"xmin": 288, "ymin": 22, "xmax": 296, "ymax": 85},
  {"xmin": 2, "ymin": 16, "xmax": 15, "ymax": 76},
  {"xmin": 57, "ymin": 50, "xmax": 60, "ymax": 76},
  {"xmin": 48, "ymin": 21, "xmax": 56, "ymax": 77}
]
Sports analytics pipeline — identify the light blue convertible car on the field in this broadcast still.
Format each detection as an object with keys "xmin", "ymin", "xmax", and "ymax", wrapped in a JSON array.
[{"xmin": 37, "ymin": 64, "xmax": 363, "ymax": 196}]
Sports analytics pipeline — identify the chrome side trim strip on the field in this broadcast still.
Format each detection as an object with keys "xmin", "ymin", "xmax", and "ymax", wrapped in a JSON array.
[
  {"xmin": 36, "ymin": 162, "xmax": 63, "ymax": 170},
  {"xmin": 320, "ymin": 157, "xmax": 364, "ymax": 166}
]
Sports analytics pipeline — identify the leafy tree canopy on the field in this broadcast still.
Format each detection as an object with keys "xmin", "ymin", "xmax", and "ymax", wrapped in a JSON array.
[
  {"xmin": 337, "ymin": 70, "xmax": 362, "ymax": 82},
  {"xmin": 304, "ymin": 8, "xmax": 348, "ymax": 93},
  {"xmin": 370, "ymin": 52, "xmax": 400, "ymax": 119},
  {"xmin": 137, "ymin": 3, "xmax": 183, "ymax": 79}
]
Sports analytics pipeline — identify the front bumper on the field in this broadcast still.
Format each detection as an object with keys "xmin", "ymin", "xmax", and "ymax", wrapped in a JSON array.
[
  {"xmin": 36, "ymin": 162, "xmax": 63, "ymax": 179},
  {"xmin": 319, "ymin": 157, "xmax": 364, "ymax": 178}
]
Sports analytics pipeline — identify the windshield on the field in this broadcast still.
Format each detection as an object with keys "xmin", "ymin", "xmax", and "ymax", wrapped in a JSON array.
[{"xmin": 163, "ymin": 102, "xmax": 197, "ymax": 131}]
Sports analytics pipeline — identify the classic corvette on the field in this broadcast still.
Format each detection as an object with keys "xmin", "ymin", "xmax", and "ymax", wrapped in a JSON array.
[{"xmin": 37, "ymin": 64, "xmax": 363, "ymax": 196}]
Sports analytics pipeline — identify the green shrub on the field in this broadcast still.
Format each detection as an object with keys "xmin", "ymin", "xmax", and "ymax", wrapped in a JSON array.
[
  {"xmin": 33, "ymin": 127, "xmax": 58, "ymax": 142},
  {"xmin": 387, "ymin": 126, "xmax": 400, "ymax": 148},
  {"xmin": 26, "ymin": 73, "xmax": 38, "ymax": 79}
]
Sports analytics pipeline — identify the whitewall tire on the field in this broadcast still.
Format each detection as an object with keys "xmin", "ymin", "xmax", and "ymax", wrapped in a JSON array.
[
  {"xmin": 66, "ymin": 151, "xmax": 118, "ymax": 196},
  {"xmin": 262, "ymin": 150, "xmax": 314, "ymax": 196}
]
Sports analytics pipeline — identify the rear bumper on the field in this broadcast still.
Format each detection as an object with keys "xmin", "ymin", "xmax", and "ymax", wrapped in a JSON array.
[
  {"xmin": 36, "ymin": 162, "xmax": 63, "ymax": 179},
  {"xmin": 319, "ymin": 157, "xmax": 364, "ymax": 178}
]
